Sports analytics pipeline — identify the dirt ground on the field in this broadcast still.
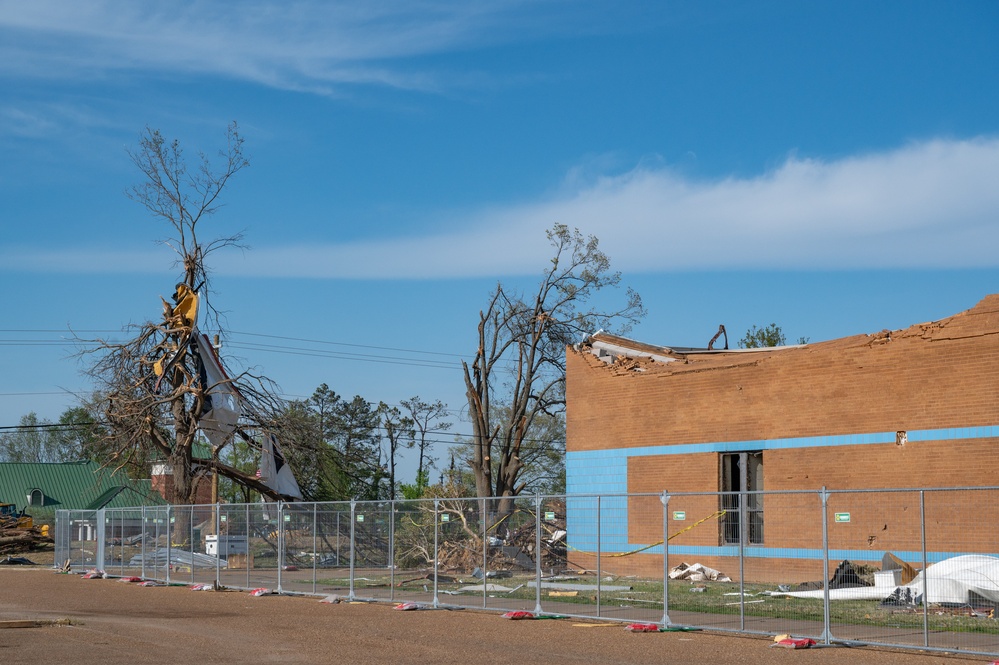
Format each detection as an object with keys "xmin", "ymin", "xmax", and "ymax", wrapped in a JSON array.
[{"xmin": 0, "ymin": 568, "xmax": 992, "ymax": 665}]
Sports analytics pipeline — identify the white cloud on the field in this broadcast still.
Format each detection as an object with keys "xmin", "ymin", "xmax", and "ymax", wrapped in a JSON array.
[
  {"xmin": 5, "ymin": 137, "xmax": 999, "ymax": 277},
  {"xmin": 0, "ymin": 246, "xmax": 171, "ymax": 274},
  {"xmin": 0, "ymin": 0, "xmax": 612, "ymax": 93},
  {"xmin": 221, "ymin": 136, "xmax": 999, "ymax": 277}
]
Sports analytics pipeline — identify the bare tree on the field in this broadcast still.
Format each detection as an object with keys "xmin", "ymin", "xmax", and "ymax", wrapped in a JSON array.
[
  {"xmin": 81, "ymin": 123, "xmax": 288, "ymax": 517},
  {"xmin": 378, "ymin": 403, "xmax": 414, "ymax": 499},
  {"xmin": 400, "ymin": 396, "xmax": 451, "ymax": 491},
  {"xmin": 462, "ymin": 224, "xmax": 644, "ymax": 516}
]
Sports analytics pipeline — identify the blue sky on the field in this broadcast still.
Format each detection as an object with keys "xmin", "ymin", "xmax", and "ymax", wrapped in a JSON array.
[{"xmin": 2, "ymin": 1, "xmax": 998, "ymax": 479}]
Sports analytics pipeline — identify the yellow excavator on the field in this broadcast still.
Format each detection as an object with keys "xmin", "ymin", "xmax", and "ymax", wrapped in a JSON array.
[{"xmin": 0, "ymin": 503, "xmax": 33, "ymax": 530}]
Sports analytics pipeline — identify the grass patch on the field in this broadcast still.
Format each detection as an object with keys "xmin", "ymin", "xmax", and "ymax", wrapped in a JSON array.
[{"xmin": 301, "ymin": 571, "xmax": 999, "ymax": 634}]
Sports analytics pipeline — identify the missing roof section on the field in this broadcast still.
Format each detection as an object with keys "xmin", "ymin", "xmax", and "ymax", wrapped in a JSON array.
[
  {"xmin": 579, "ymin": 332, "xmax": 679, "ymax": 365},
  {"xmin": 578, "ymin": 331, "xmax": 804, "ymax": 366}
]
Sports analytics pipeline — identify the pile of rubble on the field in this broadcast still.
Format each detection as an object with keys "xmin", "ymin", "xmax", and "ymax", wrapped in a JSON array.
[
  {"xmin": 434, "ymin": 502, "xmax": 568, "ymax": 574},
  {"xmin": 0, "ymin": 525, "xmax": 53, "ymax": 555}
]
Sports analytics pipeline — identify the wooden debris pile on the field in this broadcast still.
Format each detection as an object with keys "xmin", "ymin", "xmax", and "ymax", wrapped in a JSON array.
[
  {"xmin": 503, "ymin": 504, "xmax": 568, "ymax": 573},
  {"xmin": 436, "ymin": 501, "xmax": 569, "ymax": 574},
  {"xmin": 0, "ymin": 525, "xmax": 53, "ymax": 555}
]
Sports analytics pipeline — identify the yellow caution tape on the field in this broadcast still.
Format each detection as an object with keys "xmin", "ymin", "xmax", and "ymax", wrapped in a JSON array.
[{"xmin": 606, "ymin": 510, "xmax": 727, "ymax": 558}]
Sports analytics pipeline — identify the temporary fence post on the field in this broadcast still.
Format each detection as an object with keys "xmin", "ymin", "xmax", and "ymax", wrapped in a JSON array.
[
  {"xmin": 245, "ymin": 503, "xmax": 251, "ymax": 590},
  {"xmin": 109, "ymin": 511, "xmax": 115, "ymax": 575},
  {"xmin": 920, "ymin": 490, "xmax": 929, "ymax": 648},
  {"xmin": 661, "ymin": 491, "xmax": 671, "ymax": 627},
  {"xmin": 312, "ymin": 503, "xmax": 318, "ymax": 595},
  {"xmin": 69, "ymin": 513, "xmax": 75, "ymax": 566},
  {"xmin": 119, "ymin": 511, "xmax": 125, "ymax": 576},
  {"xmin": 277, "ymin": 501, "xmax": 285, "ymax": 593},
  {"xmin": 738, "ymin": 493, "xmax": 746, "ymax": 632},
  {"xmin": 188, "ymin": 507, "xmax": 195, "ymax": 584},
  {"xmin": 534, "ymin": 495, "xmax": 543, "ymax": 615},
  {"xmin": 349, "ymin": 500, "xmax": 357, "ymax": 601},
  {"xmin": 596, "ymin": 495, "xmax": 602, "ymax": 617},
  {"xmin": 215, "ymin": 502, "xmax": 221, "ymax": 587},
  {"xmin": 482, "ymin": 498, "xmax": 488, "ymax": 609},
  {"xmin": 389, "ymin": 500, "xmax": 396, "ymax": 602},
  {"xmin": 820, "ymin": 487, "xmax": 832, "ymax": 644},
  {"xmin": 433, "ymin": 499, "xmax": 441, "ymax": 608},
  {"xmin": 114, "ymin": 511, "xmax": 120, "ymax": 574},
  {"xmin": 120, "ymin": 511, "xmax": 126, "ymax": 576},
  {"xmin": 141, "ymin": 506, "xmax": 147, "ymax": 579},
  {"xmin": 120, "ymin": 511, "xmax": 127, "ymax": 576},
  {"xmin": 165, "ymin": 506, "xmax": 172, "ymax": 585},
  {"xmin": 96, "ymin": 508, "xmax": 106, "ymax": 572}
]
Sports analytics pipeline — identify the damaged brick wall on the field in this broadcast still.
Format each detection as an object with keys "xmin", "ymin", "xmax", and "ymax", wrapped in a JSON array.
[
  {"xmin": 568, "ymin": 294, "xmax": 999, "ymax": 487},
  {"xmin": 566, "ymin": 295, "xmax": 999, "ymax": 581}
]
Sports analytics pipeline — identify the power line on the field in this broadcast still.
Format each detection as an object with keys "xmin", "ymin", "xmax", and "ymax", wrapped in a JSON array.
[
  {"xmin": 0, "ymin": 329, "xmax": 121, "ymax": 334},
  {"xmin": 0, "ymin": 328, "xmax": 468, "ymax": 362},
  {"xmin": 0, "ymin": 329, "xmax": 554, "ymax": 431},
  {"xmin": 228, "ymin": 330, "xmax": 464, "ymax": 359},
  {"xmin": 225, "ymin": 341, "xmax": 458, "ymax": 370},
  {"xmin": 0, "ymin": 420, "xmax": 564, "ymax": 453},
  {"xmin": 0, "ymin": 422, "xmax": 94, "ymax": 432}
]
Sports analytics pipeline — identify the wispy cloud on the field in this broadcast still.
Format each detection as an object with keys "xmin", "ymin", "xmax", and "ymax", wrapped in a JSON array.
[
  {"xmin": 223, "ymin": 136, "xmax": 999, "ymax": 277},
  {"xmin": 0, "ymin": 0, "xmax": 621, "ymax": 94},
  {"xmin": 5, "ymin": 137, "xmax": 998, "ymax": 277},
  {"xmin": 0, "ymin": 247, "xmax": 171, "ymax": 275}
]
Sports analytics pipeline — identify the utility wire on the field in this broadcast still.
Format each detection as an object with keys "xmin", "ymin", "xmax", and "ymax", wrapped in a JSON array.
[
  {"xmin": 0, "ymin": 421, "xmax": 564, "ymax": 453},
  {"xmin": 225, "ymin": 341, "xmax": 458, "ymax": 370},
  {"xmin": 0, "ymin": 330, "xmax": 561, "ymax": 438},
  {"xmin": 0, "ymin": 328, "xmax": 468, "ymax": 362},
  {"xmin": 228, "ymin": 330, "xmax": 464, "ymax": 359}
]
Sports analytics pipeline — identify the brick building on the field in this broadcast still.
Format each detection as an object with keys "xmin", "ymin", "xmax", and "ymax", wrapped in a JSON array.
[
  {"xmin": 565, "ymin": 294, "xmax": 999, "ymax": 581},
  {"xmin": 150, "ymin": 463, "xmax": 214, "ymax": 505}
]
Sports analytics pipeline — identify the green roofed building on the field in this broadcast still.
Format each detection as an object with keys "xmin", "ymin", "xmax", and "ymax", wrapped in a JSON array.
[{"xmin": 0, "ymin": 460, "xmax": 166, "ymax": 525}]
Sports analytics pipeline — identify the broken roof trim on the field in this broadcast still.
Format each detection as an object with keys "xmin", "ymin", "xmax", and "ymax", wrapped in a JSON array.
[{"xmin": 577, "ymin": 331, "xmax": 805, "ymax": 365}]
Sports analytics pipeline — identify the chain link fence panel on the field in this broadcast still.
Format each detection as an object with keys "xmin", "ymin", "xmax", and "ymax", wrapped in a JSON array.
[{"xmin": 58, "ymin": 488, "xmax": 999, "ymax": 657}]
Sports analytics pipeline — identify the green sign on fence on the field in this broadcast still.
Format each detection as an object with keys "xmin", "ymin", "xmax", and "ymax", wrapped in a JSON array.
[
  {"xmin": 834, "ymin": 512, "xmax": 851, "ymax": 523},
  {"xmin": 673, "ymin": 511, "xmax": 686, "ymax": 521}
]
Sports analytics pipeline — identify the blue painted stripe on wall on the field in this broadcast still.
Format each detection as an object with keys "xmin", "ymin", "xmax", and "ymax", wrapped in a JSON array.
[
  {"xmin": 563, "ymin": 542, "xmax": 993, "ymax": 564},
  {"xmin": 567, "ymin": 423, "xmax": 999, "ymax": 464},
  {"xmin": 567, "ymin": 453, "xmax": 628, "ymax": 495},
  {"xmin": 566, "ymin": 424, "xmax": 999, "ymax": 561}
]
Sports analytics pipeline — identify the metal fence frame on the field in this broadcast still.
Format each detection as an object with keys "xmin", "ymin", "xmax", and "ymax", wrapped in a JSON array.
[{"xmin": 55, "ymin": 486, "xmax": 999, "ymax": 657}]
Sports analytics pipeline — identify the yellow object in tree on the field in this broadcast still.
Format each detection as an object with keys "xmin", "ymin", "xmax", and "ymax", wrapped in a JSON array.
[{"xmin": 171, "ymin": 283, "xmax": 199, "ymax": 328}]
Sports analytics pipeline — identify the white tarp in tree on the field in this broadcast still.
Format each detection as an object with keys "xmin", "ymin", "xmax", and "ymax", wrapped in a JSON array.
[
  {"xmin": 193, "ymin": 333, "xmax": 303, "ymax": 500},
  {"xmin": 259, "ymin": 432, "xmax": 303, "ymax": 500},
  {"xmin": 193, "ymin": 333, "xmax": 242, "ymax": 447}
]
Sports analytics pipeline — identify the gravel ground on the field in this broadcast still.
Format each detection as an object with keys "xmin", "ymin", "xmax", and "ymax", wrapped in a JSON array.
[{"xmin": 0, "ymin": 568, "xmax": 990, "ymax": 665}]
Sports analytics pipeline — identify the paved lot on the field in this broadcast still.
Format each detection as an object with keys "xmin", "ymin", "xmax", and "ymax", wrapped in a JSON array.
[{"xmin": 0, "ymin": 569, "xmax": 991, "ymax": 665}]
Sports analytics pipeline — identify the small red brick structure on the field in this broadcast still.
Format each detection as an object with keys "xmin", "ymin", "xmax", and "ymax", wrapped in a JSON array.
[
  {"xmin": 150, "ymin": 463, "xmax": 214, "ymax": 505},
  {"xmin": 565, "ymin": 294, "xmax": 999, "ymax": 581}
]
